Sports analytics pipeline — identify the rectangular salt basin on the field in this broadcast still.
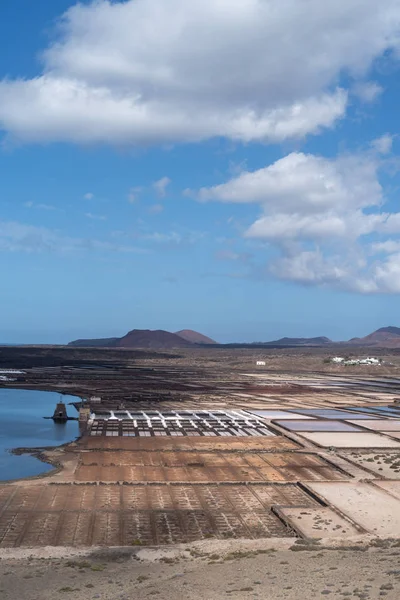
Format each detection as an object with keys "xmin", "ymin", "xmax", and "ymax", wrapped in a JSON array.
[
  {"xmin": 275, "ymin": 420, "xmax": 363, "ymax": 432},
  {"xmin": 277, "ymin": 506, "xmax": 362, "ymax": 538},
  {"xmin": 343, "ymin": 406, "xmax": 400, "ymax": 418},
  {"xmin": 245, "ymin": 410, "xmax": 314, "ymax": 420},
  {"xmin": 289, "ymin": 409, "xmax": 379, "ymax": 419},
  {"xmin": 307, "ymin": 481, "xmax": 400, "ymax": 536},
  {"xmin": 347, "ymin": 420, "xmax": 400, "ymax": 432},
  {"xmin": 297, "ymin": 431, "xmax": 400, "ymax": 448}
]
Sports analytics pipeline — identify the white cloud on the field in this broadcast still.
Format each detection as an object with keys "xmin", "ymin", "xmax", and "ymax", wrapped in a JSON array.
[
  {"xmin": 246, "ymin": 211, "xmax": 385, "ymax": 241},
  {"xmin": 271, "ymin": 250, "xmax": 350, "ymax": 286},
  {"xmin": 270, "ymin": 248, "xmax": 400, "ymax": 294},
  {"xmin": 371, "ymin": 239, "xmax": 400, "ymax": 254},
  {"xmin": 153, "ymin": 176, "xmax": 171, "ymax": 197},
  {"xmin": 140, "ymin": 229, "xmax": 206, "ymax": 245},
  {"xmin": 0, "ymin": 0, "xmax": 399, "ymax": 145},
  {"xmin": 0, "ymin": 220, "xmax": 145, "ymax": 254},
  {"xmin": 23, "ymin": 201, "xmax": 57, "ymax": 210},
  {"xmin": 84, "ymin": 192, "xmax": 94, "ymax": 200},
  {"xmin": 193, "ymin": 150, "xmax": 400, "ymax": 294},
  {"xmin": 197, "ymin": 152, "xmax": 382, "ymax": 213},
  {"xmin": 370, "ymin": 253, "xmax": 400, "ymax": 292},
  {"xmin": 371, "ymin": 133, "xmax": 394, "ymax": 155},
  {"xmin": 352, "ymin": 81, "xmax": 384, "ymax": 103}
]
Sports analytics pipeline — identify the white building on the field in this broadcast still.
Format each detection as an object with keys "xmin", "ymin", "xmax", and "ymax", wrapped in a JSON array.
[
  {"xmin": 256, "ymin": 361, "xmax": 266, "ymax": 366},
  {"xmin": 331, "ymin": 356, "xmax": 381, "ymax": 366}
]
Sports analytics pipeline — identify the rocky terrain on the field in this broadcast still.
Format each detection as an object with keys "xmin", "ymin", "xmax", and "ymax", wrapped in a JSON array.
[{"xmin": 1, "ymin": 539, "xmax": 400, "ymax": 600}]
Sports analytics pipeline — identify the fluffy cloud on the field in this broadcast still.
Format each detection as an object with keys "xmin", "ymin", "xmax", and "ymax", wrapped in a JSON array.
[
  {"xmin": 194, "ymin": 151, "xmax": 400, "ymax": 294},
  {"xmin": 153, "ymin": 177, "xmax": 171, "ymax": 198},
  {"xmin": 0, "ymin": 0, "xmax": 399, "ymax": 145},
  {"xmin": 198, "ymin": 152, "xmax": 383, "ymax": 212},
  {"xmin": 352, "ymin": 81, "xmax": 384, "ymax": 103},
  {"xmin": 371, "ymin": 133, "xmax": 394, "ymax": 154}
]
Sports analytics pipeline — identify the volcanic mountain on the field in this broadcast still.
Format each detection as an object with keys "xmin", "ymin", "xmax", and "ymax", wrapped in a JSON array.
[
  {"xmin": 348, "ymin": 326, "xmax": 400, "ymax": 348},
  {"xmin": 68, "ymin": 329, "xmax": 214, "ymax": 349},
  {"xmin": 115, "ymin": 329, "xmax": 192, "ymax": 349},
  {"xmin": 175, "ymin": 330, "xmax": 217, "ymax": 345}
]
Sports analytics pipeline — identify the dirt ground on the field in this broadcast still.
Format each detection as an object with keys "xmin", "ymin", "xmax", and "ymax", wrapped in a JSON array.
[{"xmin": 1, "ymin": 539, "xmax": 400, "ymax": 600}]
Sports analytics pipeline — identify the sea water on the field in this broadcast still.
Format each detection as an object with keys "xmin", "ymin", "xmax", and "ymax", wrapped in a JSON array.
[{"xmin": 0, "ymin": 389, "xmax": 79, "ymax": 481}]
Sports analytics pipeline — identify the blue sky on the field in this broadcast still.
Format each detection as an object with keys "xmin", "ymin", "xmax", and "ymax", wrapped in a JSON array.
[{"xmin": 1, "ymin": 0, "xmax": 400, "ymax": 344}]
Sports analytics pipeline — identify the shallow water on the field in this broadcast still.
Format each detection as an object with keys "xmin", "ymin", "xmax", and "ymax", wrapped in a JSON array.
[{"xmin": 0, "ymin": 389, "xmax": 79, "ymax": 481}]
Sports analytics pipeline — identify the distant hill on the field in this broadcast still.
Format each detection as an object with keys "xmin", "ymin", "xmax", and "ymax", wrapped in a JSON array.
[
  {"xmin": 68, "ymin": 328, "xmax": 214, "ymax": 349},
  {"xmin": 68, "ymin": 337, "xmax": 119, "ymax": 348},
  {"xmin": 264, "ymin": 336, "xmax": 332, "ymax": 347},
  {"xmin": 68, "ymin": 326, "xmax": 400, "ymax": 349},
  {"xmin": 115, "ymin": 329, "xmax": 192, "ymax": 349},
  {"xmin": 348, "ymin": 326, "xmax": 400, "ymax": 348},
  {"xmin": 175, "ymin": 330, "xmax": 217, "ymax": 345}
]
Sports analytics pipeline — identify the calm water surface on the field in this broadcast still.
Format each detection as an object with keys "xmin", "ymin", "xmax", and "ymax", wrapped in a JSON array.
[{"xmin": 0, "ymin": 389, "xmax": 79, "ymax": 481}]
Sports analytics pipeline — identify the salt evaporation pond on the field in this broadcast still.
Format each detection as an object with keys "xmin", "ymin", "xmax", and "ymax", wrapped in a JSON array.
[{"xmin": 0, "ymin": 389, "xmax": 79, "ymax": 481}]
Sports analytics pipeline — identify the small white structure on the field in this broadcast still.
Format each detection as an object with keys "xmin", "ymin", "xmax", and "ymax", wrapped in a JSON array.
[
  {"xmin": 332, "ymin": 357, "xmax": 345, "ymax": 363},
  {"xmin": 256, "ymin": 361, "xmax": 266, "ymax": 366}
]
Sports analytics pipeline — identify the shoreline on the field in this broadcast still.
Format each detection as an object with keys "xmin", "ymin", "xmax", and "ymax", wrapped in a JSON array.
[{"xmin": 0, "ymin": 387, "xmax": 83, "ymax": 485}]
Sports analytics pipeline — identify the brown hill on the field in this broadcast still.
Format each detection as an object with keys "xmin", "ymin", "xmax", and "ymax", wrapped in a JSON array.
[
  {"xmin": 115, "ymin": 329, "xmax": 193, "ymax": 349},
  {"xmin": 348, "ymin": 326, "xmax": 400, "ymax": 348},
  {"xmin": 175, "ymin": 329, "xmax": 217, "ymax": 345}
]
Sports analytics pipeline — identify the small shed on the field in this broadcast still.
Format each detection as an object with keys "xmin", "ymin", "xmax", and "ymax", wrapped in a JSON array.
[{"xmin": 256, "ymin": 361, "xmax": 266, "ymax": 366}]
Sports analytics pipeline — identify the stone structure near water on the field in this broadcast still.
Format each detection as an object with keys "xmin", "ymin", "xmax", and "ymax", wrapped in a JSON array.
[{"xmin": 52, "ymin": 402, "xmax": 68, "ymax": 422}]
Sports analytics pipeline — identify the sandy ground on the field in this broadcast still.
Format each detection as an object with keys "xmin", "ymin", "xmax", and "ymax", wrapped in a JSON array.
[{"xmin": 1, "ymin": 539, "xmax": 400, "ymax": 600}]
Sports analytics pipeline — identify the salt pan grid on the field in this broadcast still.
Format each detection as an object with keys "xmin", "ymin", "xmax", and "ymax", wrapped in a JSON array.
[
  {"xmin": 339, "ymin": 450, "xmax": 400, "ymax": 480},
  {"xmin": 0, "ymin": 483, "xmax": 319, "ymax": 547},
  {"xmin": 244, "ymin": 410, "xmax": 314, "ymax": 420},
  {"xmin": 340, "ymin": 406, "xmax": 400, "ymax": 418},
  {"xmin": 296, "ymin": 431, "xmax": 400, "ymax": 448},
  {"xmin": 273, "ymin": 420, "xmax": 363, "ymax": 432},
  {"xmin": 347, "ymin": 420, "xmax": 400, "ymax": 432},
  {"xmin": 89, "ymin": 410, "xmax": 275, "ymax": 437},
  {"xmin": 289, "ymin": 409, "xmax": 381, "ymax": 420},
  {"xmin": 75, "ymin": 450, "xmax": 347, "ymax": 483}
]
